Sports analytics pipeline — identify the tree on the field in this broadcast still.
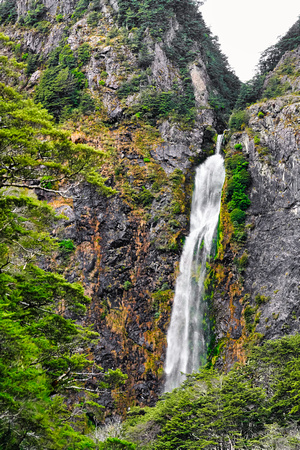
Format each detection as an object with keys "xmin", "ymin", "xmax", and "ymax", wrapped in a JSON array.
[
  {"xmin": 0, "ymin": 38, "xmax": 125, "ymax": 449},
  {"xmin": 125, "ymin": 335, "xmax": 300, "ymax": 449}
]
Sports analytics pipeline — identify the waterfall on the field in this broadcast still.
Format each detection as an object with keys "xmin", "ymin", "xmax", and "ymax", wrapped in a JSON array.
[{"xmin": 164, "ymin": 135, "xmax": 225, "ymax": 392}]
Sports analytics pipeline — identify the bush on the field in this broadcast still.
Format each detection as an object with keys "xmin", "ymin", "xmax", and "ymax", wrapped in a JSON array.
[
  {"xmin": 226, "ymin": 170, "xmax": 251, "ymax": 200},
  {"xmin": 56, "ymin": 13, "xmax": 63, "ymax": 22},
  {"xmin": 230, "ymin": 208, "xmax": 246, "ymax": 225},
  {"xmin": 244, "ymin": 304, "xmax": 256, "ymax": 332},
  {"xmin": 87, "ymin": 11, "xmax": 101, "ymax": 27},
  {"xmin": 138, "ymin": 45, "xmax": 154, "ymax": 68},
  {"xmin": 26, "ymin": 52, "xmax": 40, "ymax": 76},
  {"xmin": 59, "ymin": 239, "xmax": 76, "ymax": 253},
  {"xmin": 34, "ymin": 67, "xmax": 80, "ymax": 119},
  {"xmin": 123, "ymin": 281, "xmax": 132, "ymax": 291},
  {"xmin": 24, "ymin": 1, "xmax": 47, "ymax": 27},
  {"xmin": 254, "ymin": 135, "xmax": 260, "ymax": 145},
  {"xmin": 78, "ymin": 92, "xmax": 95, "ymax": 114},
  {"xmin": 35, "ymin": 20, "xmax": 51, "ymax": 33},
  {"xmin": 34, "ymin": 41, "xmax": 91, "ymax": 120},
  {"xmin": 0, "ymin": 0, "xmax": 17, "ymax": 24},
  {"xmin": 40, "ymin": 176, "xmax": 55, "ymax": 189},
  {"xmin": 228, "ymin": 191, "xmax": 250, "ymax": 212},
  {"xmin": 229, "ymin": 110, "xmax": 249, "ymax": 131},
  {"xmin": 239, "ymin": 252, "xmax": 249, "ymax": 269},
  {"xmin": 77, "ymin": 42, "xmax": 91, "ymax": 66},
  {"xmin": 225, "ymin": 153, "xmax": 248, "ymax": 172},
  {"xmin": 255, "ymin": 294, "xmax": 270, "ymax": 306},
  {"xmin": 59, "ymin": 45, "xmax": 77, "ymax": 69},
  {"xmin": 118, "ymin": 73, "xmax": 148, "ymax": 98},
  {"xmin": 128, "ymin": 87, "xmax": 196, "ymax": 124},
  {"xmin": 234, "ymin": 143, "xmax": 243, "ymax": 150},
  {"xmin": 71, "ymin": 0, "xmax": 89, "ymax": 21}
]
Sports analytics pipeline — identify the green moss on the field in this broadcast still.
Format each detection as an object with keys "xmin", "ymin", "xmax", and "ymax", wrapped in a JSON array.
[
  {"xmin": 255, "ymin": 294, "xmax": 270, "ymax": 306},
  {"xmin": 123, "ymin": 281, "xmax": 132, "ymax": 291},
  {"xmin": 59, "ymin": 239, "xmax": 76, "ymax": 253},
  {"xmin": 224, "ymin": 149, "xmax": 251, "ymax": 235},
  {"xmin": 244, "ymin": 304, "xmax": 256, "ymax": 332}
]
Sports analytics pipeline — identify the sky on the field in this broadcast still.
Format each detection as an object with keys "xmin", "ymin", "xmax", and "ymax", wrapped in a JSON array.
[{"xmin": 199, "ymin": 0, "xmax": 300, "ymax": 82}]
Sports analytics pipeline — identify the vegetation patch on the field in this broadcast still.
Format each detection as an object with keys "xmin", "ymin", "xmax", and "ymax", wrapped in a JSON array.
[
  {"xmin": 34, "ymin": 43, "xmax": 94, "ymax": 120},
  {"xmin": 123, "ymin": 334, "xmax": 300, "ymax": 449},
  {"xmin": 117, "ymin": 0, "xmax": 240, "ymax": 126}
]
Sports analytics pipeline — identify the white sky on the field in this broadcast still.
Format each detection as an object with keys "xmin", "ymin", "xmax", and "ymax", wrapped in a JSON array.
[{"xmin": 199, "ymin": 0, "xmax": 300, "ymax": 82}]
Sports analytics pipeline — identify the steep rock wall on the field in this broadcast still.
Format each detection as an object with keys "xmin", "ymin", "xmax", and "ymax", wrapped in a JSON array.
[
  {"xmin": 1, "ymin": 0, "xmax": 240, "ymax": 410},
  {"xmin": 0, "ymin": 0, "xmax": 235, "ymax": 411},
  {"xmin": 213, "ymin": 88, "xmax": 300, "ymax": 368}
]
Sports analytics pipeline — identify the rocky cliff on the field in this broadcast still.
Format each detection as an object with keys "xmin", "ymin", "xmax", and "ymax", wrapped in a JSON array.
[
  {"xmin": 0, "ymin": 0, "xmax": 241, "ymax": 412},
  {"xmin": 1, "ymin": 0, "xmax": 299, "ymax": 418},
  {"xmin": 212, "ymin": 47, "xmax": 300, "ymax": 368}
]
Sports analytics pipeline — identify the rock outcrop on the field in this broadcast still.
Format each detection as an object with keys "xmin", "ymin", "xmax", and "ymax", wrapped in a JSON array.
[{"xmin": 212, "ymin": 50, "xmax": 300, "ymax": 368}]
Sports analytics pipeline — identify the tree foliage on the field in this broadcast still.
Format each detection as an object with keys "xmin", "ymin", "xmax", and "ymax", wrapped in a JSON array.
[
  {"xmin": 0, "ymin": 63, "xmax": 113, "ymax": 197},
  {"xmin": 0, "ymin": 0, "xmax": 17, "ymax": 24},
  {"xmin": 117, "ymin": 0, "xmax": 240, "ymax": 125},
  {"xmin": 125, "ymin": 334, "xmax": 300, "ymax": 449},
  {"xmin": 34, "ymin": 42, "xmax": 94, "ymax": 120},
  {"xmin": 233, "ymin": 16, "xmax": 300, "ymax": 109},
  {"xmin": 0, "ymin": 49, "xmax": 125, "ymax": 448},
  {"xmin": 258, "ymin": 16, "xmax": 300, "ymax": 75}
]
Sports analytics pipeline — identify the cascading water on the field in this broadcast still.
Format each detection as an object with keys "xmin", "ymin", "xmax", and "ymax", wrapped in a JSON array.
[{"xmin": 164, "ymin": 135, "xmax": 225, "ymax": 392}]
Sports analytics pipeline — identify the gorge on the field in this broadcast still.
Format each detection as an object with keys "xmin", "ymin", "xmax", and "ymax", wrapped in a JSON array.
[{"xmin": 0, "ymin": 0, "xmax": 300, "ymax": 448}]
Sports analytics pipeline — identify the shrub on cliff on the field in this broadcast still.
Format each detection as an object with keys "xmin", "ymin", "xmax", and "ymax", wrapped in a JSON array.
[
  {"xmin": 230, "ymin": 208, "xmax": 246, "ymax": 225},
  {"xmin": 22, "ymin": 0, "xmax": 47, "ymax": 27},
  {"xmin": 34, "ymin": 43, "xmax": 93, "ymax": 120},
  {"xmin": 224, "ymin": 149, "xmax": 251, "ymax": 238},
  {"xmin": 0, "ymin": 0, "xmax": 17, "ymax": 24},
  {"xmin": 229, "ymin": 110, "xmax": 249, "ymax": 131}
]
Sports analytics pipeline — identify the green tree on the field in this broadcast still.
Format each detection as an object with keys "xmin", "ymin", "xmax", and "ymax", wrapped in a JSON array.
[
  {"xmin": 125, "ymin": 335, "xmax": 300, "ymax": 449},
  {"xmin": 0, "ymin": 44, "xmax": 125, "ymax": 448}
]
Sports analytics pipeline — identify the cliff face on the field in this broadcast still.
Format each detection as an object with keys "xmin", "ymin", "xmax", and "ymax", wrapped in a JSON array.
[
  {"xmin": 212, "ymin": 48, "xmax": 300, "ymax": 368},
  {"xmin": 0, "ymin": 0, "xmax": 241, "ymax": 410},
  {"xmin": 242, "ymin": 96, "xmax": 300, "ymax": 338},
  {"xmin": 2, "ymin": 0, "xmax": 299, "ymax": 414}
]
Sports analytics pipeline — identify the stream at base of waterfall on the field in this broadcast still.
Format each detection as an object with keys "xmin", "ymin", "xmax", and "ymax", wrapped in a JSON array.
[{"xmin": 164, "ymin": 135, "xmax": 225, "ymax": 392}]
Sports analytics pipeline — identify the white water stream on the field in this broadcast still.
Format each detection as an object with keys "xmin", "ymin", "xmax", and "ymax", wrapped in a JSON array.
[{"xmin": 164, "ymin": 135, "xmax": 225, "ymax": 392}]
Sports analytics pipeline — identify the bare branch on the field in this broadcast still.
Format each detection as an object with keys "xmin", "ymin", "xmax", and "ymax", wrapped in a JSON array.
[
  {"xmin": 65, "ymin": 386, "xmax": 104, "ymax": 393},
  {"xmin": 1, "ymin": 183, "xmax": 74, "ymax": 199}
]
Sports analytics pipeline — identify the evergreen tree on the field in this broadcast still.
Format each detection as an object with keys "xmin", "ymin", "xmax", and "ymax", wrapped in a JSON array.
[
  {"xmin": 124, "ymin": 335, "xmax": 300, "ymax": 449},
  {"xmin": 0, "ymin": 38, "xmax": 125, "ymax": 449}
]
